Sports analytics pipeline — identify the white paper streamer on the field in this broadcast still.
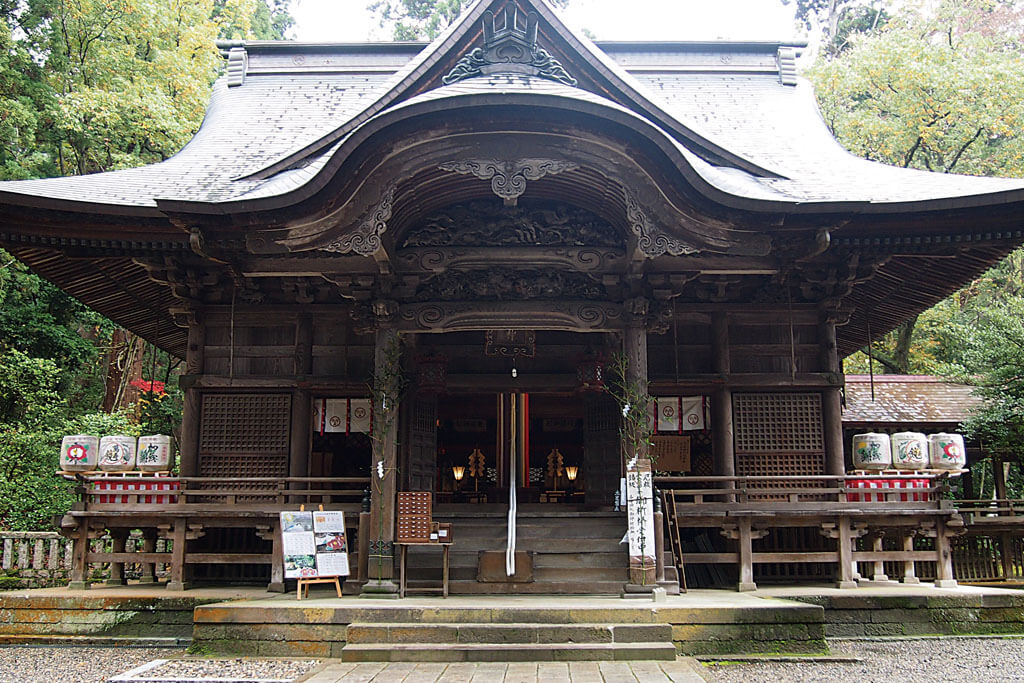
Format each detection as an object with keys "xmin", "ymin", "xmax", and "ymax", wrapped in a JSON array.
[{"xmin": 506, "ymin": 394, "xmax": 518, "ymax": 577}]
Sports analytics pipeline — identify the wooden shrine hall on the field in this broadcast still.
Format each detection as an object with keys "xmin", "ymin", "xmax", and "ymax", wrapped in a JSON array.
[{"xmin": 3, "ymin": 0, "xmax": 1024, "ymax": 595}]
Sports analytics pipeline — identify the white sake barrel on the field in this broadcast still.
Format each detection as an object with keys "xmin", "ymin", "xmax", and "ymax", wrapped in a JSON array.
[
  {"xmin": 928, "ymin": 433, "xmax": 967, "ymax": 470},
  {"xmin": 60, "ymin": 434, "xmax": 98, "ymax": 472},
  {"xmin": 136, "ymin": 435, "xmax": 174, "ymax": 472},
  {"xmin": 891, "ymin": 431, "xmax": 929, "ymax": 470},
  {"xmin": 98, "ymin": 435, "xmax": 136, "ymax": 472},
  {"xmin": 852, "ymin": 432, "xmax": 892, "ymax": 470}
]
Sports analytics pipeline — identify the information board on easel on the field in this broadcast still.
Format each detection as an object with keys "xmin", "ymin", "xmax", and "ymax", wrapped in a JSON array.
[{"xmin": 280, "ymin": 507, "xmax": 349, "ymax": 599}]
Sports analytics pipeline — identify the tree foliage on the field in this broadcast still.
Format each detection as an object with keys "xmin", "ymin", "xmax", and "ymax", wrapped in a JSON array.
[
  {"xmin": 0, "ymin": 0, "xmax": 292, "ymax": 530},
  {"xmin": 369, "ymin": 0, "xmax": 569, "ymax": 41}
]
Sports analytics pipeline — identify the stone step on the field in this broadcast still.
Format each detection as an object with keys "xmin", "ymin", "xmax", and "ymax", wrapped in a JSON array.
[
  {"xmin": 341, "ymin": 641, "xmax": 677, "ymax": 662},
  {"xmin": 406, "ymin": 565, "xmax": 627, "ymax": 585},
  {"xmin": 346, "ymin": 622, "xmax": 671, "ymax": 645},
  {"xmin": 0, "ymin": 634, "xmax": 190, "ymax": 647},
  {"xmin": 443, "ymin": 580, "xmax": 629, "ymax": 594}
]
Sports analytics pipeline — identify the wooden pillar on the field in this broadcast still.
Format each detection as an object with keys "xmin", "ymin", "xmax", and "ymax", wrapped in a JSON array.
[
  {"xmin": 934, "ymin": 518, "xmax": 958, "ymax": 588},
  {"xmin": 870, "ymin": 531, "xmax": 889, "ymax": 582},
  {"xmin": 624, "ymin": 304, "xmax": 649, "ymax": 461},
  {"xmin": 68, "ymin": 523, "xmax": 93, "ymax": 590},
  {"xmin": 819, "ymin": 317, "xmax": 846, "ymax": 476},
  {"xmin": 994, "ymin": 456, "xmax": 1009, "ymax": 502},
  {"xmin": 902, "ymin": 531, "xmax": 920, "ymax": 584},
  {"xmin": 835, "ymin": 515, "xmax": 858, "ymax": 588},
  {"xmin": 104, "ymin": 530, "xmax": 129, "ymax": 586},
  {"xmin": 362, "ymin": 320, "xmax": 401, "ymax": 598},
  {"xmin": 166, "ymin": 518, "xmax": 189, "ymax": 591},
  {"xmin": 737, "ymin": 517, "xmax": 756, "ymax": 592},
  {"xmin": 711, "ymin": 313, "xmax": 735, "ymax": 478},
  {"xmin": 289, "ymin": 316, "xmax": 313, "ymax": 502},
  {"xmin": 179, "ymin": 317, "xmax": 205, "ymax": 478},
  {"xmin": 138, "ymin": 529, "xmax": 157, "ymax": 584}
]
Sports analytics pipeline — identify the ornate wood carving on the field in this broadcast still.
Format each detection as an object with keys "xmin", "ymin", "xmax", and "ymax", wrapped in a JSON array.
[
  {"xmin": 623, "ymin": 189, "xmax": 700, "ymax": 257},
  {"xmin": 438, "ymin": 159, "xmax": 579, "ymax": 206},
  {"xmin": 320, "ymin": 185, "xmax": 395, "ymax": 256},
  {"xmin": 400, "ymin": 201, "xmax": 623, "ymax": 248},
  {"xmin": 399, "ymin": 301, "xmax": 624, "ymax": 332},
  {"xmin": 442, "ymin": 9, "xmax": 577, "ymax": 87},
  {"xmin": 395, "ymin": 246, "xmax": 624, "ymax": 274},
  {"xmin": 485, "ymin": 330, "xmax": 536, "ymax": 358},
  {"xmin": 414, "ymin": 267, "xmax": 605, "ymax": 301}
]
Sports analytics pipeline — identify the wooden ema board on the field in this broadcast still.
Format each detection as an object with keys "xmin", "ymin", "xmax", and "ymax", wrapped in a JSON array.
[{"xmin": 397, "ymin": 491, "xmax": 432, "ymax": 543}]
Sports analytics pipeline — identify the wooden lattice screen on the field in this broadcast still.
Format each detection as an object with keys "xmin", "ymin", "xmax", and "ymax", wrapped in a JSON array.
[
  {"xmin": 733, "ymin": 392, "xmax": 824, "ymax": 478},
  {"xmin": 198, "ymin": 393, "xmax": 291, "ymax": 478}
]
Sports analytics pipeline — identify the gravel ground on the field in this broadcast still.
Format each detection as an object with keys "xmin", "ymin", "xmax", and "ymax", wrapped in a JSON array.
[
  {"xmin": 122, "ymin": 658, "xmax": 321, "ymax": 682},
  {"xmin": 0, "ymin": 646, "xmax": 184, "ymax": 683},
  {"xmin": 704, "ymin": 638, "xmax": 1024, "ymax": 682}
]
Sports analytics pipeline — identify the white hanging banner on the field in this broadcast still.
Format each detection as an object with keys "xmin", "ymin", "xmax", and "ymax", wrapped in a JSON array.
[
  {"xmin": 656, "ymin": 397, "xmax": 681, "ymax": 433},
  {"xmin": 625, "ymin": 458, "xmax": 656, "ymax": 585},
  {"xmin": 506, "ymin": 394, "xmax": 518, "ymax": 577},
  {"xmin": 681, "ymin": 396, "xmax": 705, "ymax": 431},
  {"xmin": 349, "ymin": 399, "xmax": 372, "ymax": 433}
]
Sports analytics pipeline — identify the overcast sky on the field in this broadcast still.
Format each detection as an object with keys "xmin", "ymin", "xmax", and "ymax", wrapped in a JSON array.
[{"xmin": 291, "ymin": 0, "xmax": 802, "ymax": 43}]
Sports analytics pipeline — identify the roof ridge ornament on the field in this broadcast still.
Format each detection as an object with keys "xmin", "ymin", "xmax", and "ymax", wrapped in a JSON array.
[
  {"xmin": 777, "ymin": 46, "xmax": 798, "ymax": 86},
  {"xmin": 442, "ymin": 7, "xmax": 578, "ymax": 87}
]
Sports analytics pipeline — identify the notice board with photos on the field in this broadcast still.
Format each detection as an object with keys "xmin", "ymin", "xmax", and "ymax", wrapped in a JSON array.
[{"xmin": 280, "ymin": 510, "xmax": 350, "ymax": 579}]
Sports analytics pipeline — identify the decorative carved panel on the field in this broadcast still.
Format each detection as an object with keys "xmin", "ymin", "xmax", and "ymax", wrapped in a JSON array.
[
  {"xmin": 398, "ymin": 301, "xmax": 624, "ymax": 332},
  {"xmin": 320, "ymin": 185, "xmax": 395, "ymax": 256},
  {"xmin": 400, "ymin": 200, "xmax": 623, "ymax": 249},
  {"xmin": 438, "ymin": 159, "xmax": 579, "ymax": 206},
  {"xmin": 414, "ymin": 268, "xmax": 605, "ymax": 301},
  {"xmin": 395, "ymin": 246, "xmax": 624, "ymax": 274}
]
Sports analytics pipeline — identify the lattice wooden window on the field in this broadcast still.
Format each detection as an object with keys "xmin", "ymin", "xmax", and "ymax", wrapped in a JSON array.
[
  {"xmin": 733, "ymin": 392, "xmax": 823, "ymax": 454},
  {"xmin": 198, "ymin": 393, "xmax": 291, "ymax": 478},
  {"xmin": 736, "ymin": 452, "xmax": 824, "ymax": 477}
]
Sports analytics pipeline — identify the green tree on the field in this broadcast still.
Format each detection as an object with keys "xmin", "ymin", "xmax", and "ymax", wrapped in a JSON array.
[
  {"xmin": 813, "ymin": 0, "xmax": 1024, "ymax": 374},
  {"xmin": 370, "ymin": 0, "xmax": 569, "ymax": 41}
]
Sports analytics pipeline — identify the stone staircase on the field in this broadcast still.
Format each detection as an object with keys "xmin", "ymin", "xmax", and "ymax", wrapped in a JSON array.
[
  {"xmin": 341, "ymin": 619, "xmax": 677, "ymax": 662},
  {"xmin": 405, "ymin": 508, "xmax": 679, "ymax": 594}
]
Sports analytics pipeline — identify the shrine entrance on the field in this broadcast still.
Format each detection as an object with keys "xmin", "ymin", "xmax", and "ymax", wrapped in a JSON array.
[{"xmin": 400, "ymin": 330, "xmax": 623, "ymax": 509}]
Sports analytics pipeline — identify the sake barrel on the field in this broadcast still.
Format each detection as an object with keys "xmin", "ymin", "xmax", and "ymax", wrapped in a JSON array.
[
  {"xmin": 852, "ymin": 432, "xmax": 892, "ymax": 470},
  {"xmin": 98, "ymin": 435, "xmax": 136, "ymax": 472},
  {"xmin": 928, "ymin": 433, "xmax": 967, "ymax": 470},
  {"xmin": 136, "ymin": 435, "xmax": 174, "ymax": 472},
  {"xmin": 60, "ymin": 434, "xmax": 98, "ymax": 472},
  {"xmin": 891, "ymin": 431, "xmax": 929, "ymax": 470}
]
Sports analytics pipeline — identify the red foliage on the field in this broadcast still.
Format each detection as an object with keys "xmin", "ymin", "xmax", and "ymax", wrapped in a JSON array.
[{"xmin": 129, "ymin": 378, "xmax": 166, "ymax": 396}]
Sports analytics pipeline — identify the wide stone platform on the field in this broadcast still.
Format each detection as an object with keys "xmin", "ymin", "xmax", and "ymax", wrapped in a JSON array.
[{"xmin": 3, "ymin": 583, "xmax": 1024, "ymax": 660}]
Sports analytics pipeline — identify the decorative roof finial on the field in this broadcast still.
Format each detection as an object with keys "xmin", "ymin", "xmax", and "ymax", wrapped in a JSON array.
[{"xmin": 443, "ymin": 5, "xmax": 577, "ymax": 87}]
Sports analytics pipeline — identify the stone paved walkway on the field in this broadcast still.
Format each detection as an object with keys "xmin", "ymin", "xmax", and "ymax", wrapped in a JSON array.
[{"xmin": 300, "ymin": 659, "xmax": 706, "ymax": 682}]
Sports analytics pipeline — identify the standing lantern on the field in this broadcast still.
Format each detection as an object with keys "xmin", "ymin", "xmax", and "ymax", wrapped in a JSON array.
[
  {"xmin": 851, "ymin": 432, "xmax": 892, "ymax": 470},
  {"xmin": 98, "ymin": 435, "xmax": 137, "ymax": 472},
  {"xmin": 136, "ymin": 435, "xmax": 174, "ymax": 472},
  {"xmin": 928, "ymin": 433, "xmax": 967, "ymax": 470},
  {"xmin": 60, "ymin": 434, "xmax": 98, "ymax": 472},
  {"xmin": 891, "ymin": 432, "xmax": 929, "ymax": 470}
]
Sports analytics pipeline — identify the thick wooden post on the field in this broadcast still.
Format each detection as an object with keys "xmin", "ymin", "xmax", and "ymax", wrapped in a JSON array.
[
  {"xmin": 290, "ymin": 315, "xmax": 313, "ymax": 482},
  {"xmin": 68, "ymin": 524, "xmax": 92, "ymax": 590},
  {"xmin": 624, "ymin": 300, "xmax": 649, "ymax": 461},
  {"xmin": 835, "ymin": 515, "xmax": 858, "ymax": 588},
  {"xmin": 819, "ymin": 317, "xmax": 846, "ymax": 476},
  {"xmin": 179, "ymin": 317, "xmax": 205, "ymax": 477},
  {"xmin": 138, "ymin": 529, "xmax": 157, "ymax": 584},
  {"xmin": 902, "ymin": 531, "xmax": 920, "ymax": 584},
  {"xmin": 737, "ymin": 517, "xmax": 756, "ymax": 592},
  {"xmin": 104, "ymin": 530, "xmax": 128, "ymax": 586},
  {"xmin": 934, "ymin": 518, "xmax": 958, "ymax": 588},
  {"xmin": 166, "ymin": 518, "xmax": 189, "ymax": 591},
  {"xmin": 711, "ymin": 313, "xmax": 735, "ymax": 479},
  {"xmin": 362, "ymin": 318, "xmax": 401, "ymax": 598}
]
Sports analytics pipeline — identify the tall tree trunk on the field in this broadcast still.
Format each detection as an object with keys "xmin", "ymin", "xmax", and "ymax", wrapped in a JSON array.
[
  {"xmin": 892, "ymin": 314, "xmax": 918, "ymax": 374},
  {"xmin": 102, "ymin": 329, "xmax": 144, "ymax": 413}
]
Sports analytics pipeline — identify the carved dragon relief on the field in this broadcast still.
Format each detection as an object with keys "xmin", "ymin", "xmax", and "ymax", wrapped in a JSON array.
[
  {"xmin": 438, "ymin": 159, "xmax": 579, "ymax": 206},
  {"xmin": 400, "ymin": 200, "xmax": 623, "ymax": 249},
  {"xmin": 319, "ymin": 185, "xmax": 396, "ymax": 257},
  {"xmin": 413, "ymin": 267, "xmax": 606, "ymax": 301}
]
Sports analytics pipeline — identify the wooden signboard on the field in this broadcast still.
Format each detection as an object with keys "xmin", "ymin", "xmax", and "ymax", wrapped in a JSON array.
[
  {"xmin": 625, "ymin": 458, "xmax": 657, "ymax": 586},
  {"xmin": 280, "ymin": 509, "xmax": 349, "ymax": 599}
]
